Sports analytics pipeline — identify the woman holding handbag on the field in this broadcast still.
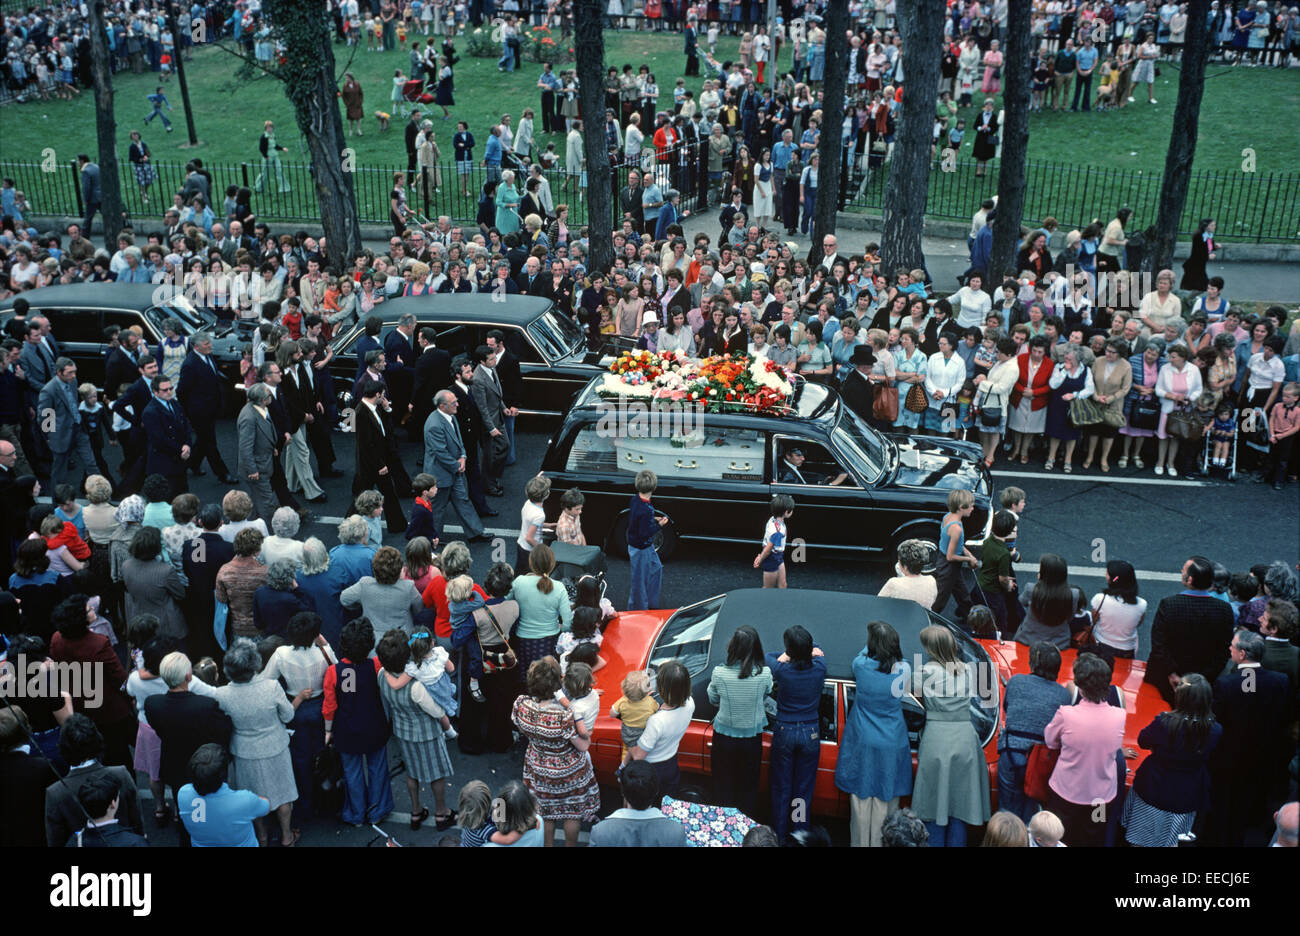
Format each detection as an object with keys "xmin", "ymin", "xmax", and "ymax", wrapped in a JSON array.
[
  {"xmin": 1044, "ymin": 345, "xmax": 1096, "ymax": 472},
  {"xmin": 1007, "ymin": 336, "xmax": 1056, "ymax": 464},
  {"xmin": 866, "ymin": 329, "xmax": 898, "ymax": 428},
  {"xmin": 973, "ymin": 336, "xmax": 1020, "ymax": 468},
  {"xmin": 892, "ymin": 326, "xmax": 929, "ymax": 431},
  {"xmin": 1154, "ymin": 343, "xmax": 1203, "ymax": 477},
  {"xmin": 1082, "ymin": 337, "xmax": 1134, "ymax": 472},
  {"xmin": 1119, "ymin": 337, "xmax": 1166, "ymax": 468}
]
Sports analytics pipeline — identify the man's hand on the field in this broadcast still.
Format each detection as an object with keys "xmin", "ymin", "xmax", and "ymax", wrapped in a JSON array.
[
  {"xmin": 304, "ymin": 413, "xmax": 314, "ymax": 423},
  {"xmin": 180, "ymin": 445, "xmax": 191, "ymax": 459},
  {"xmin": 490, "ymin": 428, "xmax": 502, "ymax": 437},
  {"xmin": 378, "ymin": 466, "xmax": 389, "ymax": 476},
  {"xmin": 1168, "ymin": 672, "xmax": 1181, "ymax": 691},
  {"xmin": 247, "ymin": 470, "xmax": 260, "ymax": 480},
  {"xmin": 457, "ymin": 456, "xmax": 466, "ymax": 472}
]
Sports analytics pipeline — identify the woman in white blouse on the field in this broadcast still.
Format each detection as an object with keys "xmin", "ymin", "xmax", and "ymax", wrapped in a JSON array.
[
  {"xmin": 1137, "ymin": 269, "xmax": 1181, "ymax": 336},
  {"xmin": 657, "ymin": 308, "xmax": 695, "ymax": 356},
  {"xmin": 624, "ymin": 112, "xmax": 645, "ymax": 166},
  {"xmin": 972, "ymin": 336, "xmax": 1021, "ymax": 468},
  {"xmin": 1153, "ymin": 343, "xmax": 1203, "ymax": 477}
]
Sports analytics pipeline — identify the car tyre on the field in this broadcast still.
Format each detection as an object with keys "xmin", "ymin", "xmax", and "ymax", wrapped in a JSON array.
[{"xmin": 891, "ymin": 526, "xmax": 941, "ymax": 576}]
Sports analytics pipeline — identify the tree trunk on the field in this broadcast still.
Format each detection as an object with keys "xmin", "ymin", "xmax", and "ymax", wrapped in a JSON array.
[
  {"xmin": 574, "ymin": 0, "xmax": 614, "ymax": 274},
  {"xmin": 266, "ymin": 0, "xmax": 361, "ymax": 270},
  {"xmin": 1147, "ymin": 0, "xmax": 1212, "ymax": 273},
  {"xmin": 880, "ymin": 0, "xmax": 945, "ymax": 276},
  {"xmin": 167, "ymin": 7, "xmax": 199, "ymax": 145},
  {"xmin": 807, "ymin": 0, "xmax": 849, "ymax": 270},
  {"xmin": 86, "ymin": 0, "xmax": 125, "ymax": 248},
  {"xmin": 989, "ymin": 0, "xmax": 1033, "ymax": 289}
]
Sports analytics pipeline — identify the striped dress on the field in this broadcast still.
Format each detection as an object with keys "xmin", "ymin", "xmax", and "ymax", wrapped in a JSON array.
[
  {"xmin": 512, "ymin": 695, "xmax": 601, "ymax": 823},
  {"xmin": 379, "ymin": 674, "xmax": 453, "ymax": 784}
]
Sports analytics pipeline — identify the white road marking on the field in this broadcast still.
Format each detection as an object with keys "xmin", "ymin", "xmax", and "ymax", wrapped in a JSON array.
[
  {"xmin": 992, "ymin": 469, "xmax": 1209, "ymax": 488},
  {"xmin": 312, "ymin": 515, "xmax": 517, "ymax": 538},
  {"xmin": 1013, "ymin": 562, "xmax": 1184, "ymax": 583}
]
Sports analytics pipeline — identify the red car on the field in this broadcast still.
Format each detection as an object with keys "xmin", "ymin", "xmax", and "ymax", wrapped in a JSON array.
[{"xmin": 590, "ymin": 589, "xmax": 1169, "ymax": 820}]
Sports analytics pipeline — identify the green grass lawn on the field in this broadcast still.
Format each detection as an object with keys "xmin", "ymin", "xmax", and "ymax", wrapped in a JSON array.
[{"xmin": 1, "ymin": 32, "xmax": 1296, "ymax": 233}]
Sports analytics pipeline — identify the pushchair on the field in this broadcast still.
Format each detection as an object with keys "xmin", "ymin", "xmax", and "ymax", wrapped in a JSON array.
[{"xmin": 400, "ymin": 79, "xmax": 434, "ymax": 117}]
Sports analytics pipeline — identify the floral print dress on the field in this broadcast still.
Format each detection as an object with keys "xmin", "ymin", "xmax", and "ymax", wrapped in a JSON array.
[{"xmin": 512, "ymin": 695, "xmax": 601, "ymax": 822}]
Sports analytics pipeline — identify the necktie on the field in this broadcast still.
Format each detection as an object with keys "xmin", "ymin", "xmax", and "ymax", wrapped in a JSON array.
[
  {"xmin": 451, "ymin": 415, "xmax": 463, "ymax": 452},
  {"xmin": 205, "ymin": 354, "xmax": 216, "ymax": 375}
]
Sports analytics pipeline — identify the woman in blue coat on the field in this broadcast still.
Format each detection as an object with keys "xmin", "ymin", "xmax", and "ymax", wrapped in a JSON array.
[
  {"xmin": 1122, "ymin": 673, "xmax": 1222, "ymax": 847},
  {"xmin": 834, "ymin": 621, "xmax": 913, "ymax": 847}
]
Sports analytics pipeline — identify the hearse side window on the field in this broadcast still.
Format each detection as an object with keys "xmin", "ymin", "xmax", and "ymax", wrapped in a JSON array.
[
  {"xmin": 102, "ymin": 310, "xmax": 158, "ymax": 343},
  {"xmin": 564, "ymin": 423, "xmax": 618, "ymax": 473},
  {"xmin": 35, "ymin": 308, "xmax": 101, "ymax": 343},
  {"xmin": 648, "ymin": 595, "xmax": 725, "ymax": 679},
  {"xmin": 773, "ymin": 438, "xmax": 859, "ymax": 488}
]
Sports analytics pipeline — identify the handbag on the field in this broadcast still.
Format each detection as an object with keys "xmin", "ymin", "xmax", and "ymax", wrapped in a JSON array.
[
  {"xmin": 905, "ymin": 382, "xmax": 929, "ymax": 413},
  {"xmin": 1130, "ymin": 393, "xmax": 1161, "ymax": 430},
  {"xmin": 873, "ymin": 382, "xmax": 899, "ymax": 421},
  {"xmin": 1068, "ymin": 395, "xmax": 1105, "ymax": 428},
  {"xmin": 1167, "ymin": 403, "xmax": 1203, "ymax": 440},
  {"xmin": 311, "ymin": 744, "xmax": 345, "ymax": 818},
  {"xmin": 1023, "ymin": 742, "xmax": 1061, "ymax": 803},
  {"xmin": 976, "ymin": 384, "xmax": 1002, "ymax": 429},
  {"xmin": 213, "ymin": 598, "xmax": 229, "ymax": 652},
  {"xmin": 476, "ymin": 606, "xmax": 517, "ymax": 674}
]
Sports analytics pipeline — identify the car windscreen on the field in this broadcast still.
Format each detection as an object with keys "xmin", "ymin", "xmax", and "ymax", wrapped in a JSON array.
[
  {"xmin": 833, "ymin": 408, "xmax": 887, "ymax": 483},
  {"xmin": 527, "ymin": 308, "xmax": 585, "ymax": 361},
  {"xmin": 648, "ymin": 594, "xmax": 725, "ymax": 680},
  {"xmin": 146, "ymin": 294, "xmax": 210, "ymax": 332}
]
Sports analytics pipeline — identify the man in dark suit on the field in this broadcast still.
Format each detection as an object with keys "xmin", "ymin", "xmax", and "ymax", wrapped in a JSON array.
[
  {"xmin": 485, "ymin": 330, "xmax": 522, "ymax": 468},
  {"xmin": 64, "ymin": 774, "xmax": 151, "ymax": 847},
  {"xmin": 104, "ymin": 330, "xmax": 144, "ymax": 400},
  {"xmin": 297, "ymin": 339, "xmax": 341, "ymax": 478},
  {"xmin": 422, "ymin": 390, "xmax": 488, "ymax": 542},
  {"xmin": 1207, "ymin": 629, "xmax": 1291, "ymax": 846},
  {"xmin": 183, "ymin": 505, "xmax": 237, "ymax": 662},
  {"xmin": 144, "ymin": 650, "xmax": 233, "ymax": 839},
  {"xmin": 410, "ymin": 327, "xmax": 452, "ymax": 442},
  {"xmin": 839, "ymin": 345, "xmax": 877, "ymax": 423},
  {"xmin": 237, "ymin": 383, "xmax": 281, "ymax": 524},
  {"xmin": 1259, "ymin": 598, "xmax": 1300, "ymax": 715},
  {"xmin": 1145, "ymin": 556, "xmax": 1237, "ymax": 706},
  {"xmin": 0, "ymin": 706, "xmax": 54, "ymax": 847},
  {"xmin": 382, "ymin": 313, "xmax": 419, "ymax": 419},
  {"xmin": 278, "ymin": 345, "xmax": 326, "ymax": 503},
  {"xmin": 111, "ymin": 356, "xmax": 159, "ymax": 495},
  {"xmin": 450, "ymin": 355, "xmax": 494, "ymax": 517},
  {"xmin": 470, "ymin": 346, "xmax": 507, "ymax": 496},
  {"xmin": 177, "ymin": 334, "xmax": 237, "ymax": 483},
  {"xmin": 353, "ymin": 316, "xmax": 385, "ymax": 382},
  {"xmin": 257, "ymin": 362, "xmax": 304, "ymax": 516},
  {"xmin": 352, "ymin": 378, "xmax": 410, "ymax": 534},
  {"xmin": 405, "ymin": 109, "xmax": 423, "ymax": 176},
  {"xmin": 44, "ymin": 714, "xmax": 143, "ymax": 847},
  {"xmin": 39, "ymin": 357, "xmax": 97, "ymax": 491},
  {"xmin": 515, "ymin": 256, "xmax": 547, "ymax": 297},
  {"xmin": 141, "ymin": 374, "xmax": 192, "ymax": 496}
]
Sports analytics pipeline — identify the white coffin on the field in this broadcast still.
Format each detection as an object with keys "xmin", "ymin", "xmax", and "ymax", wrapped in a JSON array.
[{"xmin": 614, "ymin": 432, "xmax": 765, "ymax": 481}]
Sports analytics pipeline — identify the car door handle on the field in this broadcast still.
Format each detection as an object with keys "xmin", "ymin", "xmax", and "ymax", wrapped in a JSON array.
[
  {"xmin": 624, "ymin": 452, "xmax": 646, "ymax": 465},
  {"xmin": 674, "ymin": 459, "xmax": 698, "ymax": 469},
  {"xmin": 729, "ymin": 460, "xmax": 752, "ymax": 471}
]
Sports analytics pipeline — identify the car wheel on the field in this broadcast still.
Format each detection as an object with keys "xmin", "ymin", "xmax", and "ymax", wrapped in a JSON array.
[{"xmin": 892, "ymin": 526, "xmax": 941, "ymax": 575}]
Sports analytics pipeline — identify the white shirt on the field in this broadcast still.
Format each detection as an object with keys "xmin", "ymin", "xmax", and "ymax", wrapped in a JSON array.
[
  {"xmin": 363, "ymin": 399, "xmax": 384, "ymax": 435},
  {"xmin": 1090, "ymin": 593, "xmax": 1148, "ymax": 652},
  {"xmin": 953, "ymin": 285, "xmax": 993, "ymax": 329},
  {"xmin": 1246, "ymin": 352, "xmax": 1285, "ymax": 392},
  {"xmin": 636, "ymin": 697, "xmax": 696, "ymax": 762},
  {"xmin": 924, "ymin": 351, "xmax": 967, "ymax": 402},
  {"xmin": 518, "ymin": 500, "xmax": 545, "ymax": 551}
]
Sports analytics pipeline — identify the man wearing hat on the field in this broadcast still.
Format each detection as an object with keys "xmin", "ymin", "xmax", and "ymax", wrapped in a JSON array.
[
  {"xmin": 635, "ymin": 310, "xmax": 660, "ymax": 352},
  {"xmin": 777, "ymin": 446, "xmax": 849, "ymax": 486},
  {"xmin": 840, "ymin": 345, "xmax": 878, "ymax": 423}
]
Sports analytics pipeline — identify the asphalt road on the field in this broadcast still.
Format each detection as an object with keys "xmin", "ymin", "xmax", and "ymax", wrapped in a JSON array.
[{"xmin": 108, "ymin": 410, "xmax": 1298, "ymax": 846}]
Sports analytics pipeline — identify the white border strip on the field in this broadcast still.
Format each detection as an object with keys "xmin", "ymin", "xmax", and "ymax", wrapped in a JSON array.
[{"xmin": 992, "ymin": 469, "xmax": 1208, "ymax": 487}]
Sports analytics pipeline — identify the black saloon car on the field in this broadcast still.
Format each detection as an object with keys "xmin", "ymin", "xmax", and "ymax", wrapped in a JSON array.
[
  {"xmin": 327, "ymin": 294, "xmax": 606, "ymax": 416},
  {"xmin": 0, "ymin": 284, "xmax": 245, "ymax": 385},
  {"xmin": 540, "ymin": 377, "xmax": 994, "ymax": 560}
]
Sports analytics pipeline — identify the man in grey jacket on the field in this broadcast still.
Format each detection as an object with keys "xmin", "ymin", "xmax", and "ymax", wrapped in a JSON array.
[
  {"xmin": 237, "ymin": 383, "xmax": 279, "ymax": 523},
  {"xmin": 422, "ymin": 390, "xmax": 487, "ymax": 542},
  {"xmin": 78, "ymin": 154, "xmax": 102, "ymax": 237},
  {"xmin": 588, "ymin": 761, "xmax": 687, "ymax": 847},
  {"xmin": 38, "ymin": 358, "xmax": 96, "ymax": 491}
]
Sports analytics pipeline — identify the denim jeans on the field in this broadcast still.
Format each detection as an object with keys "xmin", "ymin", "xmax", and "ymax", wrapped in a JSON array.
[
  {"xmin": 339, "ymin": 747, "xmax": 394, "ymax": 825},
  {"xmin": 769, "ymin": 719, "xmax": 820, "ymax": 841},
  {"xmin": 503, "ymin": 412, "xmax": 517, "ymax": 465},
  {"xmin": 996, "ymin": 747, "xmax": 1040, "ymax": 822},
  {"xmin": 801, "ymin": 188, "xmax": 817, "ymax": 235},
  {"xmin": 925, "ymin": 818, "xmax": 968, "ymax": 847},
  {"xmin": 627, "ymin": 544, "xmax": 662, "ymax": 611}
]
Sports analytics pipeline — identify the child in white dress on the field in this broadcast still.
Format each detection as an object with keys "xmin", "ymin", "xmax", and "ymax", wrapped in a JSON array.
[{"xmin": 405, "ymin": 631, "xmax": 458, "ymax": 738}]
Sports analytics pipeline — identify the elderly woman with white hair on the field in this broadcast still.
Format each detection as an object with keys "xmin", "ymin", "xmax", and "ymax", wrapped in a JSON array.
[
  {"xmin": 1138, "ymin": 269, "xmax": 1182, "ymax": 337},
  {"xmin": 1154, "ymin": 343, "xmax": 1203, "ymax": 477},
  {"xmin": 297, "ymin": 537, "xmax": 351, "ymax": 648},
  {"xmin": 878, "ymin": 539, "xmax": 939, "ymax": 609},
  {"xmin": 212, "ymin": 638, "xmax": 311, "ymax": 846},
  {"xmin": 252, "ymin": 559, "xmax": 316, "ymax": 639},
  {"xmin": 329, "ymin": 514, "xmax": 378, "ymax": 588},
  {"xmin": 219, "ymin": 490, "xmax": 268, "ymax": 543},
  {"xmin": 260, "ymin": 507, "xmax": 304, "ymax": 569}
]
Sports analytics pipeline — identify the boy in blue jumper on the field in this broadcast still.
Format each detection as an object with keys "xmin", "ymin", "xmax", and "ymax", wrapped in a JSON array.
[
  {"xmin": 627, "ymin": 469, "xmax": 667, "ymax": 611},
  {"xmin": 144, "ymin": 87, "xmax": 173, "ymax": 131}
]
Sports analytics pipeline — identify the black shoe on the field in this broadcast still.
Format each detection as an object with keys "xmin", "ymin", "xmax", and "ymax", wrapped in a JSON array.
[
  {"xmin": 487, "ymin": 485, "xmax": 505, "ymax": 497},
  {"xmin": 297, "ymin": 509, "xmax": 317, "ymax": 524},
  {"xmin": 218, "ymin": 475, "xmax": 239, "ymax": 484},
  {"xmin": 190, "ymin": 468, "xmax": 207, "ymax": 476},
  {"xmin": 478, "ymin": 508, "xmax": 499, "ymax": 517},
  {"xmin": 467, "ymin": 532, "xmax": 492, "ymax": 543},
  {"xmin": 434, "ymin": 809, "xmax": 458, "ymax": 831},
  {"xmin": 307, "ymin": 493, "xmax": 328, "ymax": 503},
  {"xmin": 1274, "ymin": 482, "xmax": 1284, "ymax": 490}
]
